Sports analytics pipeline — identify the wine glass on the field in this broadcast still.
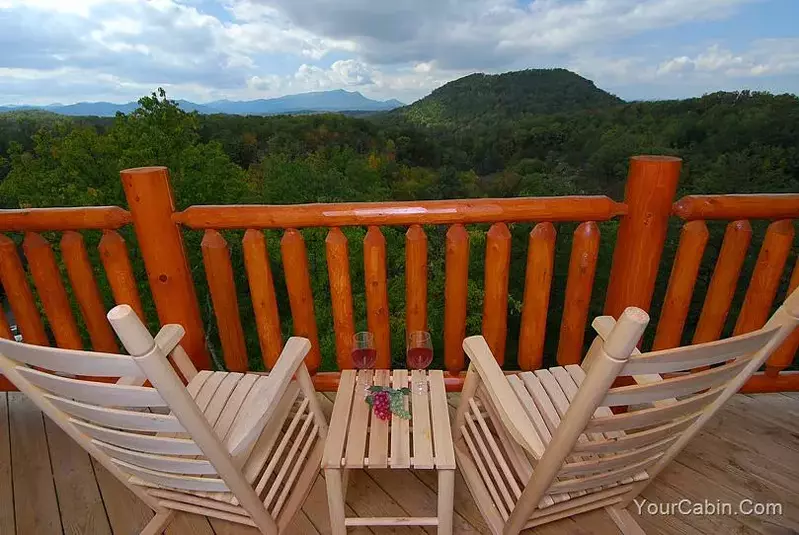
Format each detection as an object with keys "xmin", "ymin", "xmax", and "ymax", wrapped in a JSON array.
[
  {"xmin": 407, "ymin": 331, "xmax": 433, "ymax": 394},
  {"xmin": 351, "ymin": 331, "xmax": 376, "ymax": 396}
]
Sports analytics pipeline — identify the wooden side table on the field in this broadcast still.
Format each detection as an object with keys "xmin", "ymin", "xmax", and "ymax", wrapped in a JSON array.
[{"xmin": 323, "ymin": 369, "xmax": 456, "ymax": 534}]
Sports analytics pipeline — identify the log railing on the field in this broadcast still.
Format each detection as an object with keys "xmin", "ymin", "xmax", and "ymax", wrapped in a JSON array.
[
  {"xmin": 653, "ymin": 193, "xmax": 799, "ymax": 392},
  {"xmin": 0, "ymin": 206, "xmax": 143, "ymax": 388},
  {"xmin": 0, "ymin": 157, "xmax": 795, "ymax": 394},
  {"xmin": 168, "ymin": 165, "xmax": 627, "ymax": 390}
]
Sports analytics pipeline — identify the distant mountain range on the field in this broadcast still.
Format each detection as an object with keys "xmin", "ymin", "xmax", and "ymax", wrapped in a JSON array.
[{"xmin": 0, "ymin": 89, "xmax": 404, "ymax": 117}]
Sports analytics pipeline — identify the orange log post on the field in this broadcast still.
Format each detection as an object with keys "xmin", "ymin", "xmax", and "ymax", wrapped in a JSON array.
[
  {"xmin": 325, "ymin": 228, "xmax": 355, "ymax": 370},
  {"xmin": 482, "ymin": 223, "xmax": 511, "ymax": 365},
  {"xmin": 766, "ymin": 256, "xmax": 799, "ymax": 377},
  {"xmin": 405, "ymin": 225, "xmax": 428, "ymax": 335},
  {"xmin": 121, "ymin": 167, "xmax": 209, "ymax": 370},
  {"xmin": 604, "ymin": 156, "xmax": 681, "ymax": 318},
  {"xmin": 98, "ymin": 230, "xmax": 145, "ymax": 319},
  {"xmin": 734, "ymin": 220, "xmax": 794, "ymax": 335},
  {"xmin": 692, "ymin": 220, "xmax": 752, "ymax": 343},
  {"xmin": 652, "ymin": 221, "xmax": 710, "ymax": 350},
  {"xmin": 61, "ymin": 232, "xmax": 118, "ymax": 353},
  {"xmin": 280, "ymin": 229, "xmax": 322, "ymax": 373},
  {"xmin": 557, "ymin": 222, "xmax": 601, "ymax": 366},
  {"xmin": 364, "ymin": 226, "xmax": 391, "ymax": 368},
  {"xmin": 201, "ymin": 230, "xmax": 248, "ymax": 372},
  {"xmin": 0, "ymin": 235, "xmax": 48, "ymax": 345},
  {"xmin": 23, "ymin": 232, "xmax": 83, "ymax": 350},
  {"xmin": 518, "ymin": 223, "xmax": 556, "ymax": 371},
  {"xmin": 444, "ymin": 224, "xmax": 469, "ymax": 375},
  {"xmin": 242, "ymin": 229, "xmax": 283, "ymax": 369}
]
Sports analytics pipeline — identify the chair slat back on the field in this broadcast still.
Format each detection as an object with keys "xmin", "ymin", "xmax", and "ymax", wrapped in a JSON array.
[
  {"xmin": 543, "ymin": 287, "xmax": 799, "ymax": 508},
  {"xmin": 0, "ymin": 334, "xmax": 219, "ymax": 513},
  {"xmin": 460, "ymin": 288, "xmax": 799, "ymax": 532},
  {"xmin": 0, "ymin": 336, "xmax": 213, "ymax": 475},
  {"xmin": 0, "ymin": 337, "xmax": 140, "ymax": 376}
]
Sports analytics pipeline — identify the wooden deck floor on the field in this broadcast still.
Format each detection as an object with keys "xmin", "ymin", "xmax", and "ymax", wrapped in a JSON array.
[{"xmin": 0, "ymin": 391, "xmax": 797, "ymax": 534}]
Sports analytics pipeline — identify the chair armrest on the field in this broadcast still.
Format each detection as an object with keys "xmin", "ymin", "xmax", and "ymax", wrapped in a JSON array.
[
  {"xmin": 116, "ymin": 324, "xmax": 197, "ymax": 386},
  {"xmin": 225, "ymin": 337, "xmax": 312, "ymax": 462},
  {"xmin": 462, "ymin": 336, "xmax": 546, "ymax": 458},
  {"xmin": 591, "ymin": 316, "xmax": 676, "ymax": 406},
  {"xmin": 154, "ymin": 325, "xmax": 198, "ymax": 382}
]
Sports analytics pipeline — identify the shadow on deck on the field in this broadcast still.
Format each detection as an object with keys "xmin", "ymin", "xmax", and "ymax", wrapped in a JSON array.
[{"xmin": 1, "ymin": 392, "xmax": 797, "ymax": 534}]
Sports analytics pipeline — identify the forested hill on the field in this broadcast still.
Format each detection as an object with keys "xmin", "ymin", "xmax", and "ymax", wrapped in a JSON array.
[{"xmin": 394, "ymin": 69, "xmax": 624, "ymax": 128}]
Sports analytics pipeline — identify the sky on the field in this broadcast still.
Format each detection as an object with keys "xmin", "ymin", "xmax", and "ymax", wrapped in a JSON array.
[{"xmin": 1, "ymin": 0, "xmax": 798, "ymax": 106}]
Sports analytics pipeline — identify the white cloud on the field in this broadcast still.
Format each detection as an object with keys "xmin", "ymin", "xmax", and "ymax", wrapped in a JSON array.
[
  {"xmin": 0, "ymin": 0, "xmax": 796, "ymax": 104},
  {"xmin": 657, "ymin": 40, "xmax": 799, "ymax": 78}
]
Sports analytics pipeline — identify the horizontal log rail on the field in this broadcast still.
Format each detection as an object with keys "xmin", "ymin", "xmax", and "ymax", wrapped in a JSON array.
[
  {"xmin": 672, "ymin": 194, "xmax": 799, "ymax": 221},
  {"xmin": 0, "ymin": 206, "xmax": 132, "ymax": 231},
  {"xmin": 172, "ymin": 196, "xmax": 627, "ymax": 229}
]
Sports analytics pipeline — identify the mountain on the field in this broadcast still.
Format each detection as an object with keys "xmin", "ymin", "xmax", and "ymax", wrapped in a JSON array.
[
  {"xmin": 394, "ymin": 68, "xmax": 623, "ymax": 128},
  {"xmin": 209, "ymin": 89, "xmax": 402, "ymax": 114},
  {"xmin": 0, "ymin": 90, "xmax": 403, "ymax": 117}
]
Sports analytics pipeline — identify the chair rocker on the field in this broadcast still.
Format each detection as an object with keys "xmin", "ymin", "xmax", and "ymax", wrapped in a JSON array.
[
  {"xmin": 0, "ymin": 304, "xmax": 327, "ymax": 534},
  {"xmin": 453, "ymin": 288, "xmax": 799, "ymax": 535}
]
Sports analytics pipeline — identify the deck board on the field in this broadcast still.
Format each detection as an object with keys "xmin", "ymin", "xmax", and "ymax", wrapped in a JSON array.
[
  {"xmin": 2, "ymin": 391, "xmax": 798, "ymax": 534},
  {"xmin": 8, "ymin": 392, "xmax": 61, "ymax": 535},
  {"xmin": 92, "ymin": 458, "xmax": 154, "ymax": 535},
  {"xmin": 44, "ymin": 417, "xmax": 113, "ymax": 535},
  {"xmin": 0, "ymin": 393, "xmax": 15, "ymax": 535}
]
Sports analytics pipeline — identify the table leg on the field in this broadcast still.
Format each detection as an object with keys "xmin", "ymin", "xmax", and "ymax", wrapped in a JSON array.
[
  {"xmin": 438, "ymin": 469, "xmax": 455, "ymax": 535},
  {"xmin": 325, "ymin": 468, "xmax": 347, "ymax": 535}
]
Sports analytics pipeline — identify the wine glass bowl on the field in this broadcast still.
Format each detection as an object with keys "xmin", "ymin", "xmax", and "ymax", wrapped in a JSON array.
[
  {"xmin": 352, "ymin": 331, "xmax": 376, "ymax": 395},
  {"xmin": 407, "ymin": 330, "xmax": 433, "ymax": 394}
]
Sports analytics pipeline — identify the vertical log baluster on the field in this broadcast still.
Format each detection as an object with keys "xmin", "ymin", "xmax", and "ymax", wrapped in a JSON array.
[
  {"xmin": 61, "ymin": 231, "xmax": 118, "ymax": 353},
  {"xmin": 281, "ymin": 229, "xmax": 322, "ymax": 373},
  {"xmin": 482, "ymin": 223, "xmax": 511, "ymax": 365},
  {"xmin": 405, "ymin": 224, "xmax": 428, "ymax": 335},
  {"xmin": 557, "ymin": 222, "xmax": 600, "ymax": 366},
  {"xmin": 652, "ymin": 221, "xmax": 709, "ymax": 350},
  {"xmin": 0, "ymin": 305, "xmax": 10, "ymax": 340},
  {"xmin": 734, "ymin": 219, "xmax": 794, "ymax": 335},
  {"xmin": 0, "ymin": 235, "xmax": 47, "ymax": 345},
  {"xmin": 23, "ymin": 232, "xmax": 82, "ymax": 350},
  {"xmin": 692, "ymin": 220, "xmax": 752, "ymax": 343},
  {"xmin": 325, "ymin": 228, "xmax": 355, "ymax": 370},
  {"xmin": 201, "ymin": 230, "xmax": 248, "ymax": 372},
  {"xmin": 98, "ymin": 230, "xmax": 145, "ymax": 320},
  {"xmin": 242, "ymin": 229, "xmax": 283, "ymax": 369},
  {"xmin": 518, "ymin": 222, "xmax": 556, "ymax": 371},
  {"xmin": 767, "ymin": 256, "xmax": 799, "ymax": 376},
  {"xmin": 0, "ymin": 263, "xmax": 12, "ymax": 389},
  {"xmin": 364, "ymin": 226, "xmax": 391, "ymax": 368},
  {"xmin": 444, "ymin": 224, "xmax": 469, "ymax": 375}
]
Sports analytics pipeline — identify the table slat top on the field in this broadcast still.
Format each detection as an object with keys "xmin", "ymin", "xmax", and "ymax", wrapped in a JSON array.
[{"xmin": 322, "ymin": 369, "xmax": 456, "ymax": 470}]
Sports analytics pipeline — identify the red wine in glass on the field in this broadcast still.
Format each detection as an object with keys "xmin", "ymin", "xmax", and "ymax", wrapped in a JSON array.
[
  {"xmin": 352, "ymin": 347, "xmax": 377, "ymax": 369},
  {"xmin": 407, "ymin": 331, "xmax": 433, "ymax": 394},
  {"xmin": 352, "ymin": 331, "xmax": 376, "ymax": 395},
  {"xmin": 407, "ymin": 347, "xmax": 433, "ymax": 369}
]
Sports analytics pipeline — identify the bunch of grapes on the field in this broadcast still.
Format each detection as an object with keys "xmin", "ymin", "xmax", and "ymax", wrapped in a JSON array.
[{"xmin": 371, "ymin": 391, "xmax": 392, "ymax": 421}]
